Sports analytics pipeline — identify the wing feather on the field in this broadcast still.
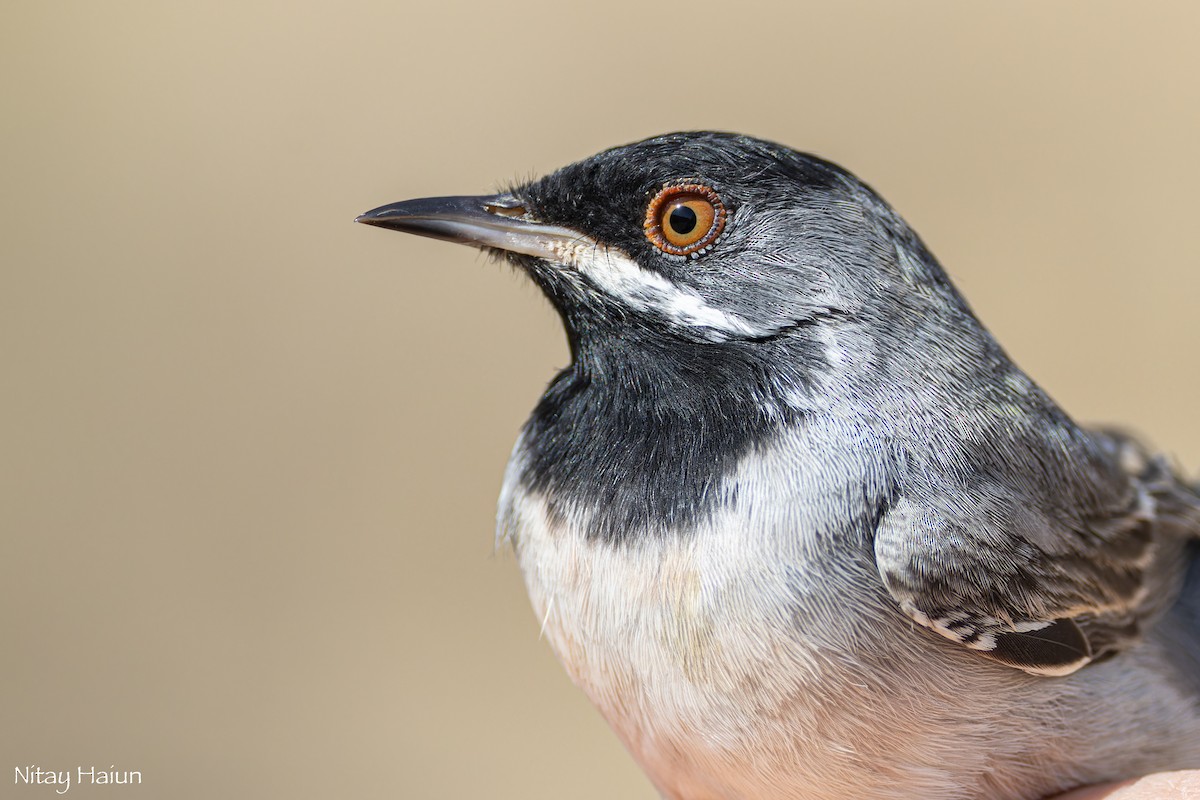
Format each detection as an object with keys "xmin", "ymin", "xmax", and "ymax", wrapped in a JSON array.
[{"xmin": 874, "ymin": 432, "xmax": 1199, "ymax": 676}]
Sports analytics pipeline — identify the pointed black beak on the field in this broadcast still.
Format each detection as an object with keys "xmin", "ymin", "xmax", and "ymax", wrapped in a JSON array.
[
  {"xmin": 357, "ymin": 194, "xmax": 522, "ymax": 241},
  {"xmin": 356, "ymin": 194, "xmax": 590, "ymax": 260}
]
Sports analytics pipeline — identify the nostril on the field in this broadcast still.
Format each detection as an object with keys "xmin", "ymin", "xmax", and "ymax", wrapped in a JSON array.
[{"xmin": 485, "ymin": 202, "xmax": 529, "ymax": 219}]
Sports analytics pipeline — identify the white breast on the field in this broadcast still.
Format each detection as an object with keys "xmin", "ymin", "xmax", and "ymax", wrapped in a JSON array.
[{"xmin": 497, "ymin": 427, "xmax": 972, "ymax": 799}]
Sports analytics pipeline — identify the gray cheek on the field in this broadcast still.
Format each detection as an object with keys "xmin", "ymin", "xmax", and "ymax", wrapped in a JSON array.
[{"xmin": 677, "ymin": 252, "xmax": 848, "ymax": 334}]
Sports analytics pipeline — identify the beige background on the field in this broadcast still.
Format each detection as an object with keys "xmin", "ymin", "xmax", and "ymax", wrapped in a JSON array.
[{"xmin": 3, "ymin": 2, "xmax": 1200, "ymax": 798}]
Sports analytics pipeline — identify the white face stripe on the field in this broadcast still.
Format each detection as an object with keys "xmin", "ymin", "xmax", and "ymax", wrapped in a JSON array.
[{"xmin": 545, "ymin": 237, "xmax": 761, "ymax": 337}]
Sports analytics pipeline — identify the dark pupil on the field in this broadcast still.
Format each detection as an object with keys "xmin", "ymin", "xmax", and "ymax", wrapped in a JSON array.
[{"xmin": 668, "ymin": 204, "xmax": 698, "ymax": 234}]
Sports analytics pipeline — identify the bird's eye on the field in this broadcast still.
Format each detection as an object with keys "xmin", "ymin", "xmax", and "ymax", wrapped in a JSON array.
[{"xmin": 644, "ymin": 184, "xmax": 726, "ymax": 256}]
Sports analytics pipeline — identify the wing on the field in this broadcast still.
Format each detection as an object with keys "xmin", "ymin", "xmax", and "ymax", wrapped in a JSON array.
[{"xmin": 874, "ymin": 433, "xmax": 1199, "ymax": 677}]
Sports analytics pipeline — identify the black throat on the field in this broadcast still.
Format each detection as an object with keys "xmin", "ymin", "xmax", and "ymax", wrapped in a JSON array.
[{"xmin": 516, "ymin": 325, "xmax": 827, "ymax": 544}]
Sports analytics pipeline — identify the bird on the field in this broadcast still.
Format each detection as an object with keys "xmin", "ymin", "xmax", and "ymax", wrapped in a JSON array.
[{"xmin": 357, "ymin": 132, "xmax": 1200, "ymax": 800}]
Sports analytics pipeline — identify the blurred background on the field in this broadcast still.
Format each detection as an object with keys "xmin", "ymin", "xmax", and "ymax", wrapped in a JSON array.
[{"xmin": 3, "ymin": 2, "xmax": 1199, "ymax": 798}]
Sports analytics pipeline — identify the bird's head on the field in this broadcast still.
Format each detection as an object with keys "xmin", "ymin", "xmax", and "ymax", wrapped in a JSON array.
[
  {"xmin": 358, "ymin": 132, "xmax": 985, "ymax": 419},
  {"xmin": 368, "ymin": 133, "xmax": 964, "ymax": 334}
]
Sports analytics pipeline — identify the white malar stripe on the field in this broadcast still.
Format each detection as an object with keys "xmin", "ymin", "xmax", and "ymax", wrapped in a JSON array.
[{"xmin": 546, "ymin": 238, "xmax": 760, "ymax": 337}]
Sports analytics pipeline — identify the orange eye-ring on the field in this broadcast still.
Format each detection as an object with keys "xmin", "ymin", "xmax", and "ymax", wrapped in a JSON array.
[{"xmin": 643, "ymin": 184, "xmax": 726, "ymax": 257}]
